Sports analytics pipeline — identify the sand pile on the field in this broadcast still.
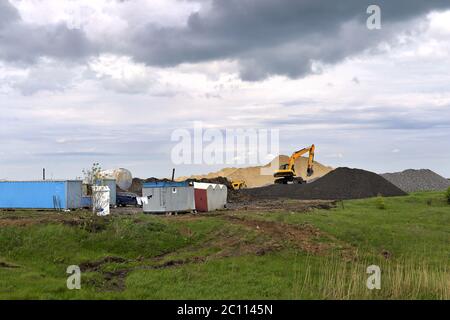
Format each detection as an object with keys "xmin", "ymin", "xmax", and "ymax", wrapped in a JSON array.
[
  {"xmin": 177, "ymin": 155, "xmax": 333, "ymax": 188},
  {"xmin": 242, "ymin": 167, "xmax": 407, "ymax": 200},
  {"xmin": 381, "ymin": 169, "xmax": 450, "ymax": 193}
]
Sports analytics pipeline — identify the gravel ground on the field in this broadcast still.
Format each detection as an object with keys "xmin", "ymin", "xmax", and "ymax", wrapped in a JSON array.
[{"xmin": 381, "ymin": 169, "xmax": 450, "ymax": 193}]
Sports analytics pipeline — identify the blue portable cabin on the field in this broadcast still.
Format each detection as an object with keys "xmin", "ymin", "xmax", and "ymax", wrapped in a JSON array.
[
  {"xmin": 143, "ymin": 181, "xmax": 190, "ymax": 188},
  {"xmin": 81, "ymin": 196, "xmax": 92, "ymax": 208},
  {"xmin": 0, "ymin": 180, "xmax": 82, "ymax": 209}
]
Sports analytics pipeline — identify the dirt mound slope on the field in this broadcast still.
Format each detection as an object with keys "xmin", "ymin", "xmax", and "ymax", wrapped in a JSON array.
[
  {"xmin": 177, "ymin": 155, "xmax": 333, "ymax": 188},
  {"xmin": 185, "ymin": 176, "xmax": 232, "ymax": 189},
  {"xmin": 124, "ymin": 178, "xmax": 143, "ymax": 195},
  {"xmin": 124, "ymin": 177, "xmax": 174, "ymax": 196},
  {"xmin": 381, "ymin": 169, "xmax": 450, "ymax": 193},
  {"xmin": 242, "ymin": 167, "xmax": 407, "ymax": 200}
]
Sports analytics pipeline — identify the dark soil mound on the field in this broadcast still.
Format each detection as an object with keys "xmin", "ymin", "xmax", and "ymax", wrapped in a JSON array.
[
  {"xmin": 118, "ymin": 177, "xmax": 143, "ymax": 195},
  {"xmin": 143, "ymin": 177, "xmax": 173, "ymax": 183},
  {"xmin": 242, "ymin": 167, "xmax": 407, "ymax": 200},
  {"xmin": 186, "ymin": 176, "xmax": 232, "ymax": 189},
  {"xmin": 122, "ymin": 177, "xmax": 174, "ymax": 196}
]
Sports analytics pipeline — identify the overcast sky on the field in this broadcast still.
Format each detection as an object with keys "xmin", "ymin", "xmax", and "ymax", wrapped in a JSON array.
[{"xmin": 1, "ymin": 0, "xmax": 450, "ymax": 180}]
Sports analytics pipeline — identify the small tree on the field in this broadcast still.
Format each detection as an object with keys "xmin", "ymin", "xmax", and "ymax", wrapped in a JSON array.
[
  {"xmin": 446, "ymin": 187, "xmax": 450, "ymax": 204},
  {"xmin": 375, "ymin": 194, "xmax": 386, "ymax": 210},
  {"xmin": 82, "ymin": 163, "xmax": 104, "ymax": 191},
  {"xmin": 83, "ymin": 163, "xmax": 108, "ymax": 214}
]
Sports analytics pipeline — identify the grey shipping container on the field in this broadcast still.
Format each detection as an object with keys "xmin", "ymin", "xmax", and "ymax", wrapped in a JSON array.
[
  {"xmin": 101, "ymin": 179, "xmax": 117, "ymax": 206},
  {"xmin": 142, "ymin": 181, "xmax": 195, "ymax": 213}
]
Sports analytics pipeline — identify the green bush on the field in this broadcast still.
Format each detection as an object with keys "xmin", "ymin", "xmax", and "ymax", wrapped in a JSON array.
[
  {"xmin": 446, "ymin": 187, "xmax": 450, "ymax": 204},
  {"xmin": 375, "ymin": 194, "xmax": 386, "ymax": 210}
]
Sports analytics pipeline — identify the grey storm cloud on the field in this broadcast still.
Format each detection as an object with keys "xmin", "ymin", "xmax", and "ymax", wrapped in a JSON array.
[
  {"xmin": 128, "ymin": 0, "xmax": 450, "ymax": 80},
  {"xmin": 0, "ymin": 1, "xmax": 94, "ymax": 64},
  {"xmin": 0, "ymin": 1, "xmax": 19, "ymax": 27},
  {"xmin": 1, "ymin": 0, "xmax": 450, "ymax": 80}
]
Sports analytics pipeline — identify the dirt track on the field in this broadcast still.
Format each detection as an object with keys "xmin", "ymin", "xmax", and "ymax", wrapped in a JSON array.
[{"xmin": 227, "ymin": 198, "xmax": 337, "ymax": 212}]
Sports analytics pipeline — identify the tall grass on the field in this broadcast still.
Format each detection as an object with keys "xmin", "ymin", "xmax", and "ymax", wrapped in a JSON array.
[
  {"xmin": 446, "ymin": 187, "xmax": 450, "ymax": 204},
  {"xmin": 295, "ymin": 255, "xmax": 449, "ymax": 299}
]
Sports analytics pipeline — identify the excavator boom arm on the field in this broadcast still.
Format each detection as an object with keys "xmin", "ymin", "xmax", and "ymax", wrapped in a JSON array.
[{"xmin": 288, "ymin": 144, "xmax": 315, "ymax": 175}]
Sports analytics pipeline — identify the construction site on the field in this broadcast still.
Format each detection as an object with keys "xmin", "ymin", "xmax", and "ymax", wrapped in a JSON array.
[
  {"xmin": 0, "ymin": 0, "xmax": 449, "ymax": 304},
  {"xmin": 0, "ymin": 144, "xmax": 449, "ymax": 300},
  {"xmin": 1, "ymin": 145, "xmax": 449, "ymax": 213},
  {"xmin": 131, "ymin": 145, "xmax": 448, "ymax": 212}
]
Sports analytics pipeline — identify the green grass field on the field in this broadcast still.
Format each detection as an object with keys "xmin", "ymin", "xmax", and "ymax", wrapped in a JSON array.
[{"xmin": 0, "ymin": 191, "xmax": 448, "ymax": 300}]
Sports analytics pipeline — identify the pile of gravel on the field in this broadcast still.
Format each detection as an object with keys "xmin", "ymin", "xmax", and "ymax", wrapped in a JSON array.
[
  {"xmin": 242, "ymin": 167, "xmax": 406, "ymax": 200},
  {"xmin": 381, "ymin": 169, "xmax": 450, "ymax": 193}
]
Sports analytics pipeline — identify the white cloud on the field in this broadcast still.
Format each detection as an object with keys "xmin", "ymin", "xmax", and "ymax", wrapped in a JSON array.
[
  {"xmin": 10, "ymin": 0, "xmax": 202, "ymax": 36},
  {"xmin": 10, "ymin": 59, "xmax": 85, "ymax": 95},
  {"xmin": 89, "ymin": 55, "xmax": 157, "ymax": 94}
]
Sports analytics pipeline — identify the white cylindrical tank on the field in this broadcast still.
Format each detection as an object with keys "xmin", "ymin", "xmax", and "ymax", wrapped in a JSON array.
[
  {"xmin": 101, "ymin": 168, "xmax": 133, "ymax": 191},
  {"xmin": 92, "ymin": 186, "xmax": 110, "ymax": 216}
]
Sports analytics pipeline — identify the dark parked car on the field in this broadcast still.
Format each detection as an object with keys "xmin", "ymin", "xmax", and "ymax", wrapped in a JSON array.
[{"xmin": 116, "ymin": 192, "xmax": 139, "ymax": 207}]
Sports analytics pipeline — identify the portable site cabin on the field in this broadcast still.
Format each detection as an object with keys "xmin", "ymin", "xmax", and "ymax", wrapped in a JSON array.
[
  {"xmin": 142, "ymin": 181, "xmax": 195, "ymax": 213},
  {"xmin": 193, "ymin": 182, "xmax": 227, "ymax": 212},
  {"xmin": 0, "ymin": 180, "xmax": 82, "ymax": 209}
]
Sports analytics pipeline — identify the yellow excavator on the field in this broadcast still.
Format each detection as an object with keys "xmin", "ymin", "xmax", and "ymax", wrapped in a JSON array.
[
  {"xmin": 231, "ymin": 180, "xmax": 247, "ymax": 190},
  {"xmin": 273, "ymin": 144, "xmax": 315, "ymax": 184}
]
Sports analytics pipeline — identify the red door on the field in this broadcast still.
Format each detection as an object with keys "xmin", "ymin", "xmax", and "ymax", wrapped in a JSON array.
[{"xmin": 194, "ymin": 189, "xmax": 208, "ymax": 212}]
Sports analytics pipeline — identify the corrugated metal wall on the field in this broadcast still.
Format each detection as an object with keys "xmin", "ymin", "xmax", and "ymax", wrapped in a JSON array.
[
  {"xmin": 0, "ymin": 181, "xmax": 82, "ymax": 209},
  {"xmin": 67, "ymin": 180, "xmax": 82, "ymax": 209},
  {"xmin": 207, "ymin": 186, "xmax": 227, "ymax": 211},
  {"xmin": 193, "ymin": 182, "xmax": 227, "ymax": 212}
]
